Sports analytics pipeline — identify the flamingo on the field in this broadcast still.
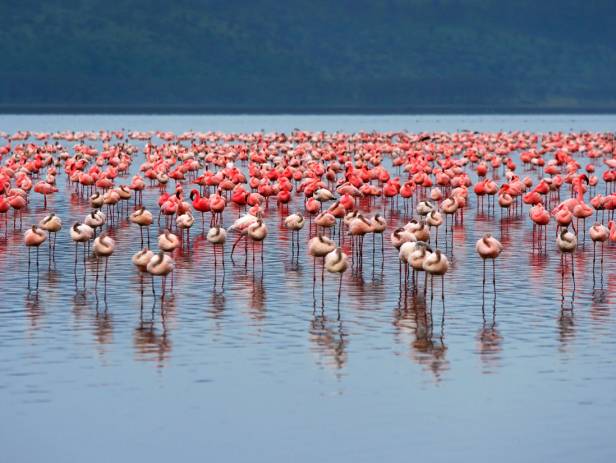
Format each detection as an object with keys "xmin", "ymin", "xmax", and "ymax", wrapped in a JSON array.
[
  {"xmin": 609, "ymin": 220, "xmax": 616, "ymax": 243},
  {"xmin": 422, "ymin": 249, "xmax": 449, "ymax": 301},
  {"xmin": 370, "ymin": 214, "xmax": 387, "ymax": 259},
  {"xmin": 530, "ymin": 204, "xmax": 550, "ymax": 251},
  {"xmin": 390, "ymin": 227, "xmax": 416, "ymax": 249},
  {"xmin": 84, "ymin": 209, "xmax": 106, "ymax": 236},
  {"xmin": 132, "ymin": 248, "xmax": 154, "ymax": 272},
  {"xmin": 284, "ymin": 212, "xmax": 305, "ymax": 256},
  {"xmin": 416, "ymin": 200, "xmax": 435, "ymax": 217},
  {"xmin": 589, "ymin": 223, "xmax": 609, "ymax": 280},
  {"xmin": 9, "ymin": 192, "xmax": 26, "ymax": 229},
  {"xmin": 39, "ymin": 213, "xmax": 62, "ymax": 263},
  {"xmin": 90, "ymin": 192, "xmax": 104, "ymax": 209},
  {"xmin": 70, "ymin": 223, "xmax": 94, "ymax": 280},
  {"xmin": 146, "ymin": 252, "xmax": 175, "ymax": 298},
  {"xmin": 176, "ymin": 211, "xmax": 195, "ymax": 248},
  {"xmin": 190, "ymin": 189, "xmax": 211, "ymax": 231},
  {"xmin": 556, "ymin": 227, "xmax": 577, "ymax": 287},
  {"xmin": 314, "ymin": 211, "xmax": 336, "ymax": 236},
  {"xmin": 324, "ymin": 248, "xmax": 348, "ymax": 312},
  {"xmin": 348, "ymin": 214, "xmax": 373, "ymax": 269},
  {"xmin": 405, "ymin": 219, "xmax": 430, "ymax": 242},
  {"xmin": 130, "ymin": 206, "xmax": 153, "ymax": 247},
  {"xmin": 475, "ymin": 233, "xmax": 503, "ymax": 291},
  {"xmin": 93, "ymin": 232, "xmax": 115, "ymax": 288},
  {"xmin": 229, "ymin": 211, "xmax": 260, "ymax": 262},
  {"xmin": 426, "ymin": 210, "xmax": 443, "ymax": 245},
  {"xmin": 207, "ymin": 226, "xmax": 227, "ymax": 280},
  {"xmin": 33, "ymin": 181, "xmax": 57, "ymax": 209},
  {"xmin": 24, "ymin": 225, "xmax": 47, "ymax": 288},
  {"xmin": 158, "ymin": 230, "xmax": 180, "ymax": 253},
  {"xmin": 246, "ymin": 218, "xmax": 268, "ymax": 270},
  {"xmin": 308, "ymin": 235, "xmax": 336, "ymax": 295},
  {"xmin": 209, "ymin": 190, "xmax": 226, "ymax": 226},
  {"xmin": 0, "ymin": 195, "xmax": 9, "ymax": 235},
  {"xmin": 572, "ymin": 200, "xmax": 593, "ymax": 242}
]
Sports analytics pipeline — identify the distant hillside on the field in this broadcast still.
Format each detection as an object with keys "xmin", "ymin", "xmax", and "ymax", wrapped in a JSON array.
[{"xmin": 2, "ymin": 0, "xmax": 616, "ymax": 112}]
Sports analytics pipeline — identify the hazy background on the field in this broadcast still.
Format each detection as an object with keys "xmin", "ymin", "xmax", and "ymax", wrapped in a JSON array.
[{"xmin": 2, "ymin": 0, "xmax": 616, "ymax": 112}]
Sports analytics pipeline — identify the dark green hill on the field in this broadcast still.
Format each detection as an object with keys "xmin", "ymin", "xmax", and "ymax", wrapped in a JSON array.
[{"xmin": 2, "ymin": 0, "xmax": 616, "ymax": 112}]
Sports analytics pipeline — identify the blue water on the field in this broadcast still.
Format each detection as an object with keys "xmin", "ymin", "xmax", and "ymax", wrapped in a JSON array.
[{"xmin": 0, "ymin": 115, "xmax": 615, "ymax": 463}]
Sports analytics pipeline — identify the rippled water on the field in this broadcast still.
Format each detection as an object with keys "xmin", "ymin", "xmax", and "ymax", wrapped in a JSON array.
[{"xmin": 1, "ymin": 115, "xmax": 616, "ymax": 463}]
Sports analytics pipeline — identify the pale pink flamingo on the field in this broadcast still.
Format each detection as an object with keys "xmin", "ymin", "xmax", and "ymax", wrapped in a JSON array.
[
  {"xmin": 325, "ymin": 248, "xmax": 349, "ymax": 312},
  {"xmin": 24, "ymin": 225, "xmax": 47, "ymax": 288},
  {"xmin": 476, "ymin": 233, "xmax": 503, "ymax": 291},
  {"xmin": 93, "ymin": 232, "xmax": 115, "ymax": 288}
]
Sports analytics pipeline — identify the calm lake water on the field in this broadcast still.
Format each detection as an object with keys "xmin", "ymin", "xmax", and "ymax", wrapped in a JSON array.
[{"xmin": 1, "ymin": 114, "xmax": 615, "ymax": 463}]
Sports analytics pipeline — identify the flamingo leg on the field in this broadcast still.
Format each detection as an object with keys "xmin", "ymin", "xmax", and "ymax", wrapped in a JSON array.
[
  {"xmin": 27, "ymin": 246, "xmax": 31, "ymax": 289},
  {"xmin": 337, "ymin": 273, "xmax": 343, "ymax": 316},
  {"xmin": 441, "ymin": 275, "xmax": 444, "ymax": 302},
  {"xmin": 95, "ymin": 256, "xmax": 100, "ymax": 288},
  {"xmin": 571, "ymin": 253, "xmax": 575, "ymax": 289}
]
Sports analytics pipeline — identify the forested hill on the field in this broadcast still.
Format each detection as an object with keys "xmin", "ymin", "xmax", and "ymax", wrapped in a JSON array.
[{"xmin": 2, "ymin": 0, "xmax": 616, "ymax": 112}]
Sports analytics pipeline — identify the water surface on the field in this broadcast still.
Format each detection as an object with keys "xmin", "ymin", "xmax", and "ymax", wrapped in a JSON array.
[{"xmin": 1, "ymin": 114, "xmax": 615, "ymax": 463}]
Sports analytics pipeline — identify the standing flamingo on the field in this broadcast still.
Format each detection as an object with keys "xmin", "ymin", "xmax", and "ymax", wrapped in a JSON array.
[
  {"xmin": 475, "ymin": 233, "xmax": 503, "ymax": 292},
  {"xmin": 190, "ymin": 189, "xmax": 210, "ymax": 231},
  {"xmin": 370, "ymin": 214, "xmax": 387, "ymax": 260},
  {"xmin": 24, "ymin": 225, "xmax": 47, "ymax": 288},
  {"xmin": 308, "ymin": 235, "xmax": 336, "ymax": 297},
  {"xmin": 530, "ymin": 204, "xmax": 550, "ymax": 252},
  {"xmin": 284, "ymin": 212, "xmax": 305, "ymax": 257},
  {"xmin": 93, "ymin": 232, "xmax": 115, "ymax": 289},
  {"xmin": 246, "ymin": 219, "xmax": 268, "ymax": 271},
  {"xmin": 39, "ymin": 213, "xmax": 62, "ymax": 263},
  {"xmin": 426, "ymin": 210, "xmax": 443, "ymax": 246},
  {"xmin": 325, "ymin": 248, "xmax": 348, "ymax": 312},
  {"xmin": 84, "ymin": 209, "xmax": 106, "ymax": 237},
  {"xmin": 0, "ymin": 195, "xmax": 9, "ymax": 236},
  {"xmin": 70, "ymin": 222, "xmax": 94, "ymax": 281},
  {"xmin": 422, "ymin": 249, "xmax": 449, "ymax": 301},
  {"xmin": 557, "ymin": 227, "xmax": 577, "ymax": 287},
  {"xmin": 9, "ymin": 192, "xmax": 26, "ymax": 229},
  {"xmin": 146, "ymin": 252, "xmax": 175, "ymax": 298},
  {"xmin": 589, "ymin": 223, "xmax": 609, "ymax": 282},
  {"xmin": 176, "ymin": 211, "xmax": 195, "ymax": 249},
  {"xmin": 132, "ymin": 248, "xmax": 154, "ymax": 272},
  {"xmin": 130, "ymin": 206, "xmax": 153, "ymax": 247},
  {"xmin": 207, "ymin": 226, "xmax": 227, "ymax": 282},
  {"xmin": 158, "ymin": 230, "xmax": 180, "ymax": 253}
]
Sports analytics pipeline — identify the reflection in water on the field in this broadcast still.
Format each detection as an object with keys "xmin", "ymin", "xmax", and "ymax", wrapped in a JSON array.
[
  {"xmin": 591, "ymin": 289, "xmax": 610, "ymax": 321},
  {"xmin": 71, "ymin": 289, "xmax": 90, "ymax": 326},
  {"xmin": 94, "ymin": 307, "xmax": 113, "ymax": 345},
  {"xmin": 412, "ymin": 305, "xmax": 448, "ymax": 381},
  {"xmin": 558, "ymin": 253, "xmax": 576, "ymax": 351},
  {"xmin": 310, "ymin": 313, "xmax": 347, "ymax": 373},
  {"xmin": 477, "ymin": 294, "xmax": 502, "ymax": 373},
  {"xmin": 250, "ymin": 278, "xmax": 266, "ymax": 321},
  {"xmin": 208, "ymin": 290, "xmax": 226, "ymax": 320},
  {"xmin": 134, "ymin": 303, "xmax": 172, "ymax": 368},
  {"xmin": 25, "ymin": 291, "xmax": 43, "ymax": 333},
  {"xmin": 558, "ymin": 308, "xmax": 575, "ymax": 352},
  {"xmin": 397, "ymin": 293, "xmax": 449, "ymax": 382}
]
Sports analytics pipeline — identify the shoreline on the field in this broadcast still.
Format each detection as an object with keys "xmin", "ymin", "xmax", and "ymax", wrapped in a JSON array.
[{"xmin": 2, "ymin": 105, "xmax": 616, "ymax": 115}]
